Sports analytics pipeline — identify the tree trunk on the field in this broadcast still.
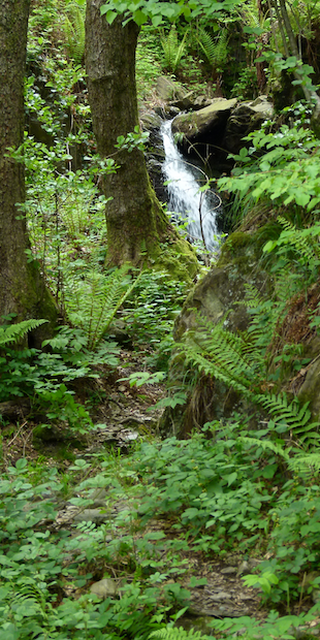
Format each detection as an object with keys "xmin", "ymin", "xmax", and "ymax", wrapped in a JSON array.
[
  {"xmin": 0, "ymin": 0, "xmax": 57, "ymax": 337},
  {"xmin": 85, "ymin": 0, "xmax": 198, "ymax": 275}
]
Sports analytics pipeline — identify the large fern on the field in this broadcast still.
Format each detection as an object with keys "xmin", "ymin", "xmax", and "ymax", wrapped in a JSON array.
[
  {"xmin": 179, "ymin": 311, "xmax": 265, "ymax": 397},
  {"xmin": 178, "ymin": 306, "xmax": 320, "ymax": 446},
  {"xmin": 196, "ymin": 28, "xmax": 229, "ymax": 70},
  {"xmin": 160, "ymin": 25, "xmax": 189, "ymax": 73},
  {"xmin": 64, "ymin": 265, "xmax": 142, "ymax": 351},
  {"xmin": 277, "ymin": 216, "xmax": 320, "ymax": 266},
  {"xmin": 62, "ymin": 2, "xmax": 85, "ymax": 63}
]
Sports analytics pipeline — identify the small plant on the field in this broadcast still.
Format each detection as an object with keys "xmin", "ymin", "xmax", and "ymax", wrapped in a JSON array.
[
  {"xmin": 150, "ymin": 625, "xmax": 212, "ymax": 640},
  {"xmin": 119, "ymin": 371, "xmax": 166, "ymax": 388}
]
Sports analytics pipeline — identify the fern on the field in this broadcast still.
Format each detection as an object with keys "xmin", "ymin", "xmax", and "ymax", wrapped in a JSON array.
[
  {"xmin": 288, "ymin": 452, "xmax": 320, "ymax": 476},
  {"xmin": 63, "ymin": 2, "xmax": 85, "ymax": 63},
  {"xmin": 255, "ymin": 393, "xmax": 320, "ymax": 445},
  {"xmin": 178, "ymin": 308, "xmax": 320, "ymax": 446},
  {"xmin": 180, "ymin": 316, "xmax": 264, "ymax": 398},
  {"xmin": 150, "ymin": 626, "xmax": 211, "ymax": 640},
  {"xmin": 0, "ymin": 319, "xmax": 48, "ymax": 347},
  {"xmin": 239, "ymin": 435, "xmax": 291, "ymax": 460},
  {"xmin": 196, "ymin": 28, "xmax": 228, "ymax": 70},
  {"xmin": 65, "ymin": 265, "xmax": 142, "ymax": 351},
  {"xmin": 277, "ymin": 216, "xmax": 320, "ymax": 266},
  {"xmin": 160, "ymin": 26, "xmax": 189, "ymax": 73},
  {"xmin": 7, "ymin": 577, "xmax": 50, "ymax": 622}
]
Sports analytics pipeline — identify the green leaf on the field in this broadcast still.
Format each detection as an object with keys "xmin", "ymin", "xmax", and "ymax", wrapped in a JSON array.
[
  {"xmin": 227, "ymin": 472, "xmax": 238, "ymax": 486},
  {"xmin": 188, "ymin": 577, "xmax": 208, "ymax": 588},
  {"xmin": 295, "ymin": 191, "xmax": 310, "ymax": 207}
]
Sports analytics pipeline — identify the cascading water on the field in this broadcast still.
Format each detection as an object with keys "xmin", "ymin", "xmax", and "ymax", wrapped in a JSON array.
[{"xmin": 161, "ymin": 119, "xmax": 220, "ymax": 251}]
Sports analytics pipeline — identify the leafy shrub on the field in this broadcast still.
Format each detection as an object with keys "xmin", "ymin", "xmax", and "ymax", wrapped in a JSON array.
[
  {"xmin": 218, "ymin": 120, "xmax": 320, "ymax": 212},
  {"xmin": 127, "ymin": 428, "xmax": 280, "ymax": 551}
]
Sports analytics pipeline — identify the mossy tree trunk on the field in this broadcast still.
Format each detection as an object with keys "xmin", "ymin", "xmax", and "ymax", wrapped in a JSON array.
[
  {"xmin": 0, "ymin": 0, "xmax": 57, "ymax": 337},
  {"xmin": 85, "ymin": 0, "xmax": 198, "ymax": 275}
]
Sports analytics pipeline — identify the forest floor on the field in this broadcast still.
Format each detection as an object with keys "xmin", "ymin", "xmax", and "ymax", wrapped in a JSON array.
[
  {"xmin": 2, "ymin": 350, "xmax": 267, "ymax": 633},
  {"xmin": 0, "ymin": 347, "xmax": 271, "ymax": 633}
]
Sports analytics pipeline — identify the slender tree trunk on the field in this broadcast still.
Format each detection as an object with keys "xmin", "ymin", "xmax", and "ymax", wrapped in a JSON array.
[
  {"xmin": 85, "ymin": 0, "xmax": 198, "ymax": 274},
  {"xmin": 0, "ymin": 0, "xmax": 57, "ymax": 335}
]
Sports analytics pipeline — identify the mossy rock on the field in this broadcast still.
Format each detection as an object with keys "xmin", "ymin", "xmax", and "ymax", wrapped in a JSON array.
[
  {"xmin": 174, "ymin": 230, "xmax": 270, "ymax": 342},
  {"xmin": 152, "ymin": 237, "xmax": 199, "ymax": 283},
  {"xmin": 161, "ymin": 229, "xmax": 272, "ymax": 437}
]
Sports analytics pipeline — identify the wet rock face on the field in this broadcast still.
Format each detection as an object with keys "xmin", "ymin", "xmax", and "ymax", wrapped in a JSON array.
[
  {"xmin": 223, "ymin": 96, "xmax": 274, "ymax": 156},
  {"xmin": 174, "ymin": 232, "xmax": 268, "ymax": 342}
]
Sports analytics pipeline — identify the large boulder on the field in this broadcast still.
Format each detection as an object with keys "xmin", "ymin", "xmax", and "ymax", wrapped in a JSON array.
[
  {"xmin": 155, "ymin": 76, "xmax": 187, "ymax": 103},
  {"xmin": 223, "ymin": 96, "xmax": 274, "ymax": 155},
  {"xmin": 171, "ymin": 98, "xmax": 237, "ymax": 162},
  {"xmin": 160, "ymin": 231, "xmax": 272, "ymax": 438},
  {"xmin": 170, "ymin": 96, "xmax": 274, "ymax": 167}
]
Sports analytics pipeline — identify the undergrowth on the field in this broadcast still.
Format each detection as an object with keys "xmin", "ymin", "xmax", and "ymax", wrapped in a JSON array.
[
  {"xmin": 2, "ymin": 6, "xmax": 320, "ymax": 639},
  {"xmin": 2, "ymin": 421, "xmax": 320, "ymax": 638}
]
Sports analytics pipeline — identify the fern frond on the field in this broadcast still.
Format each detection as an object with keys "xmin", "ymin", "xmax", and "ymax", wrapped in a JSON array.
[
  {"xmin": 65, "ymin": 265, "xmax": 142, "ymax": 351},
  {"xmin": 288, "ymin": 452, "xmax": 320, "ymax": 476},
  {"xmin": 255, "ymin": 393, "xmax": 320, "ymax": 445},
  {"xmin": 243, "ymin": 284, "xmax": 264, "ymax": 310},
  {"xmin": 197, "ymin": 28, "xmax": 228, "ymax": 69},
  {"xmin": 150, "ymin": 626, "xmax": 210, "ymax": 640},
  {"xmin": 160, "ymin": 26, "xmax": 188, "ymax": 72},
  {"xmin": 180, "ymin": 318, "xmax": 260, "ymax": 397},
  {"xmin": 10, "ymin": 579, "xmax": 48, "ymax": 618},
  {"xmin": 239, "ymin": 436, "xmax": 290, "ymax": 460},
  {"xmin": 63, "ymin": 3, "xmax": 85, "ymax": 63},
  {"xmin": 0, "ymin": 319, "xmax": 48, "ymax": 347},
  {"xmin": 192, "ymin": 313, "xmax": 264, "ymax": 373},
  {"xmin": 277, "ymin": 216, "xmax": 320, "ymax": 265}
]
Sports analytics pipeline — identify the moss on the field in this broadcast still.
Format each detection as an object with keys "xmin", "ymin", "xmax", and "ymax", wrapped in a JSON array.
[
  {"xmin": 152, "ymin": 237, "xmax": 199, "ymax": 283},
  {"xmin": 218, "ymin": 231, "xmax": 254, "ymax": 267}
]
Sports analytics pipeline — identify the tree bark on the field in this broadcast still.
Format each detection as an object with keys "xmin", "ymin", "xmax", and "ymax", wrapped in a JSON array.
[
  {"xmin": 0, "ymin": 0, "xmax": 57, "ymax": 335},
  {"xmin": 85, "ymin": 0, "xmax": 198, "ymax": 274}
]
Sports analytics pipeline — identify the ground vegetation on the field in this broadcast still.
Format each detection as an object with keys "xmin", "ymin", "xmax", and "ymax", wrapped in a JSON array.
[{"xmin": 2, "ymin": 0, "xmax": 320, "ymax": 638}]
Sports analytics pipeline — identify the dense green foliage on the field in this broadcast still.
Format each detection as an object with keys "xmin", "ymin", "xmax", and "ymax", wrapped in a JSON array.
[{"xmin": 2, "ymin": 0, "xmax": 320, "ymax": 638}]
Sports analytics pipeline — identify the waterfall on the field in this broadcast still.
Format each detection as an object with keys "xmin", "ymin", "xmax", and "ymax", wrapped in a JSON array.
[{"xmin": 161, "ymin": 119, "xmax": 220, "ymax": 251}]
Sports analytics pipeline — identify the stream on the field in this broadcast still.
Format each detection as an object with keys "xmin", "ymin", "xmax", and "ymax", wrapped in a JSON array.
[{"xmin": 161, "ymin": 119, "xmax": 221, "ymax": 252}]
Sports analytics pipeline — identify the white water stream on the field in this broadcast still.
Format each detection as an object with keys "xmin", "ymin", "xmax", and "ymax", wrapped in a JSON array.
[{"xmin": 161, "ymin": 120, "xmax": 220, "ymax": 251}]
